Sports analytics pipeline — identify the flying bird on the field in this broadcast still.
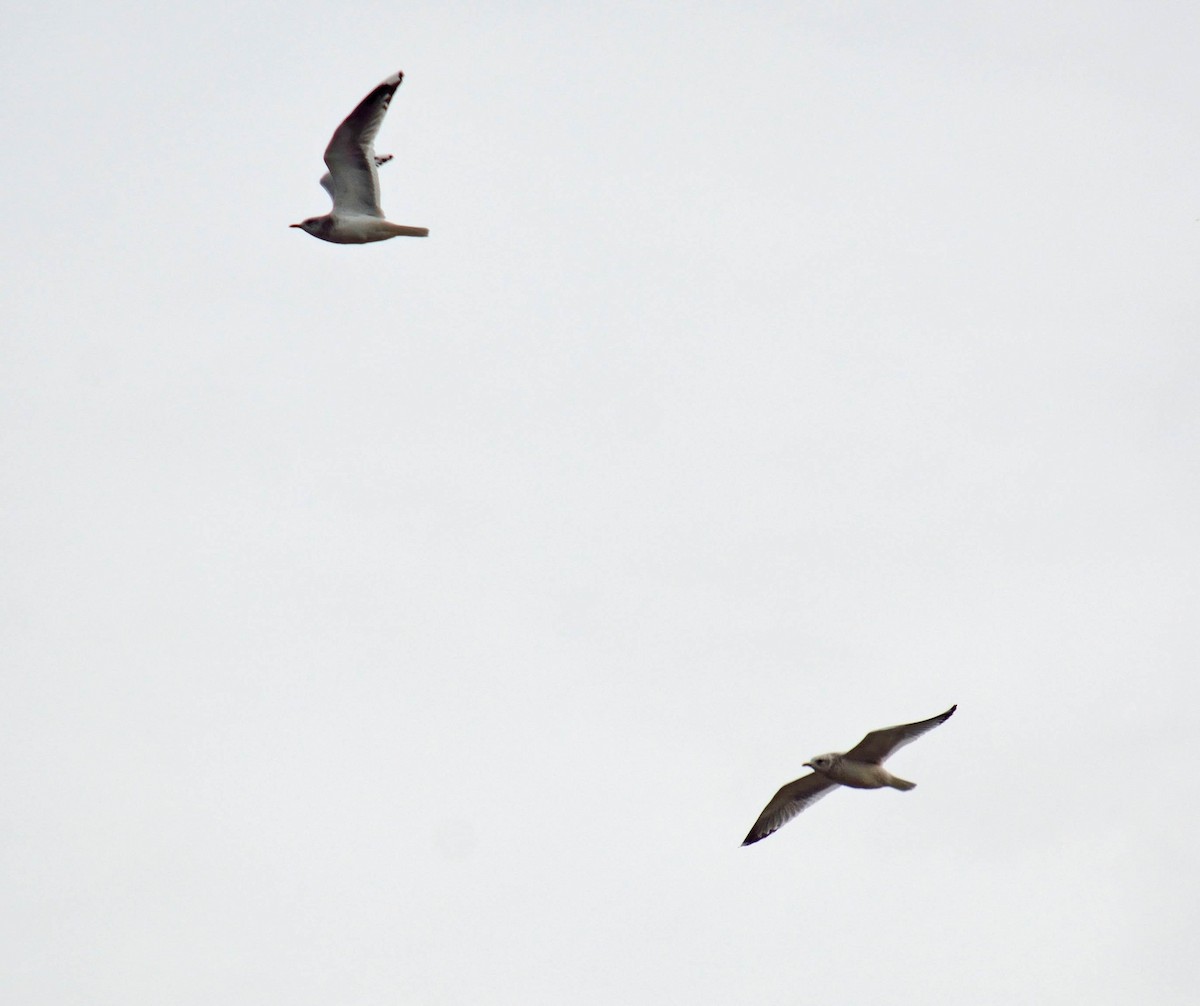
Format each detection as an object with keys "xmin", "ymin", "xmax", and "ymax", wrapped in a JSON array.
[
  {"xmin": 291, "ymin": 71, "xmax": 429, "ymax": 244},
  {"xmin": 741, "ymin": 704, "xmax": 956, "ymax": 846}
]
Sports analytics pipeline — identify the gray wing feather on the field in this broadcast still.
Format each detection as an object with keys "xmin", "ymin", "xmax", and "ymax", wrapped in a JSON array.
[
  {"xmin": 322, "ymin": 72, "xmax": 404, "ymax": 217},
  {"xmin": 843, "ymin": 705, "xmax": 957, "ymax": 764},
  {"xmin": 320, "ymin": 154, "xmax": 393, "ymax": 202},
  {"xmin": 741, "ymin": 773, "xmax": 840, "ymax": 846}
]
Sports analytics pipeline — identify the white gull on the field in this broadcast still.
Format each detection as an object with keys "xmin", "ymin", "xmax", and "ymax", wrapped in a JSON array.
[
  {"xmin": 291, "ymin": 71, "xmax": 428, "ymax": 244},
  {"xmin": 741, "ymin": 704, "xmax": 956, "ymax": 845}
]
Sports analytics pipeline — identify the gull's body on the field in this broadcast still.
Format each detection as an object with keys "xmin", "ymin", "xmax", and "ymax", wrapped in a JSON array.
[
  {"xmin": 741, "ymin": 704, "xmax": 956, "ymax": 846},
  {"xmin": 292, "ymin": 71, "xmax": 428, "ymax": 244}
]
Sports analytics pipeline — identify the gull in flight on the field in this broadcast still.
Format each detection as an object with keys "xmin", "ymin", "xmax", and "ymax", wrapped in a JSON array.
[
  {"xmin": 292, "ymin": 71, "xmax": 428, "ymax": 244},
  {"xmin": 741, "ymin": 704, "xmax": 956, "ymax": 846}
]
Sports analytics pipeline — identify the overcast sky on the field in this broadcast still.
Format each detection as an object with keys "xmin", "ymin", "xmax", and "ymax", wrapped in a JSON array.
[{"xmin": 3, "ymin": 2, "xmax": 1199, "ymax": 1004}]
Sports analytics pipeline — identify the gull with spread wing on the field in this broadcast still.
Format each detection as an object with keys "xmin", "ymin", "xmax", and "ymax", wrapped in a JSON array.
[
  {"xmin": 292, "ymin": 71, "xmax": 428, "ymax": 244},
  {"xmin": 741, "ymin": 704, "xmax": 956, "ymax": 846}
]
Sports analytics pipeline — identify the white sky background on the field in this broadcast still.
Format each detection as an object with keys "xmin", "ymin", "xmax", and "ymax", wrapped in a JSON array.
[{"xmin": 3, "ymin": 1, "xmax": 1199, "ymax": 1002}]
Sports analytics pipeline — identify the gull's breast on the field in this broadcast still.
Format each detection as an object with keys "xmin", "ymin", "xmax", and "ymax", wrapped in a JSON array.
[
  {"xmin": 828, "ymin": 760, "xmax": 893, "ymax": 789},
  {"xmin": 323, "ymin": 214, "xmax": 397, "ymax": 244}
]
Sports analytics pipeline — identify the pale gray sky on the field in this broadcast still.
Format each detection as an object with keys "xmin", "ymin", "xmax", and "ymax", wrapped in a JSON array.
[{"xmin": 3, "ymin": 2, "xmax": 1199, "ymax": 1004}]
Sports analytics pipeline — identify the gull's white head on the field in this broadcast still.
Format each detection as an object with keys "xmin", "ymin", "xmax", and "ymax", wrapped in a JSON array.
[
  {"xmin": 290, "ymin": 217, "xmax": 330, "ymax": 238},
  {"xmin": 803, "ymin": 753, "xmax": 840, "ymax": 774}
]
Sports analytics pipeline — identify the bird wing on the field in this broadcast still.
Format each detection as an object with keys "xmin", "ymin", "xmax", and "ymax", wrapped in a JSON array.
[
  {"xmin": 842, "ymin": 705, "xmax": 957, "ymax": 764},
  {"xmin": 741, "ymin": 773, "xmax": 840, "ymax": 846},
  {"xmin": 322, "ymin": 72, "xmax": 404, "ymax": 217},
  {"xmin": 320, "ymin": 154, "xmax": 393, "ymax": 201}
]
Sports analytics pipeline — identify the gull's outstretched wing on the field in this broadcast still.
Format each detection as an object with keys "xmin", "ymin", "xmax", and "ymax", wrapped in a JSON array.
[
  {"xmin": 323, "ymin": 72, "xmax": 404, "ymax": 217},
  {"xmin": 320, "ymin": 154, "xmax": 393, "ymax": 202},
  {"xmin": 741, "ymin": 773, "xmax": 840, "ymax": 846},
  {"xmin": 843, "ymin": 705, "xmax": 956, "ymax": 764}
]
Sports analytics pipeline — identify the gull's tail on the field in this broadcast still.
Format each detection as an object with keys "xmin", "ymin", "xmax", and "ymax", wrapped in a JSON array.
[
  {"xmin": 888, "ymin": 775, "xmax": 916, "ymax": 791},
  {"xmin": 385, "ymin": 223, "xmax": 429, "ymax": 238}
]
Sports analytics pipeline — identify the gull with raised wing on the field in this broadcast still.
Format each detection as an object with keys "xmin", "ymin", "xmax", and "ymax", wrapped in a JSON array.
[
  {"xmin": 292, "ymin": 71, "xmax": 428, "ymax": 244},
  {"xmin": 741, "ymin": 704, "xmax": 956, "ymax": 846}
]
